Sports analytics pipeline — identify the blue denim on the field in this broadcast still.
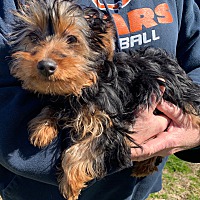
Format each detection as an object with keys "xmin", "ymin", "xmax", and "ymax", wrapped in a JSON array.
[
  {"xmin": 188, "ymin": 68, "xmax": 200, "ymax": 85},
  {"xmin": 0, "ymin": 157, "xmax": 167, "ymax": 200}
]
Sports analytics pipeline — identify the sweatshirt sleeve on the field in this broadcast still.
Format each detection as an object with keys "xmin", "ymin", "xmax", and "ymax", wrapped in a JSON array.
[
  {"xmin": 175, "ymin": 67, "xmax": 200, "ymax": 163},
  {"xmin": 176, "ymin": 0, "xmax": 200, "ymax": 73},
  {"xmin": 0, "ymin": 0, "xmax": 61, "ymax": 186},
  {"xmin": 174, "ymin": 0, "xmax": 200, "ymax": 162}
]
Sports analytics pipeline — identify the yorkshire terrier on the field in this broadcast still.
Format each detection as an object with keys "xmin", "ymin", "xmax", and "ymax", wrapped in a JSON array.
[{"xmin": 9, "ymin": 0, "xmax": 200, "ymax": 200}]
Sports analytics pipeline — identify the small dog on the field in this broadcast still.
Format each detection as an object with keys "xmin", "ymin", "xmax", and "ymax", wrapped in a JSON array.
[{"xmin": 9, "ymin": 0, "xmax": 200, "ymax": 199}]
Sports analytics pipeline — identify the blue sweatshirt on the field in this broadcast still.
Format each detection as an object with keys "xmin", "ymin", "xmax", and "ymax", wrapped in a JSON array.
[{"xmin": 0, "ymin": 0, "xmax": 200, "ymax": 200}]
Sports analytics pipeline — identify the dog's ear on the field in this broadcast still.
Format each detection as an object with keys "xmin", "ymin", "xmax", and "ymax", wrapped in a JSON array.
[{"xmin": 84, "ymin": 8, "xmax": 116, "ymax": 61}]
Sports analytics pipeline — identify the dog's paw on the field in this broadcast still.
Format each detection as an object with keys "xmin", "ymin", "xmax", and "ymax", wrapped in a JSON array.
[
  {"xmin": 131, "ymin": 164, "xmax": 158, "ymax": 177},
  {"xmin": 29, "ymin": 119, "xmax": 58, "ymax": 148},
  {"xmin": 131, "ymin": 157, "xmax": 161, "ymax": 177}
]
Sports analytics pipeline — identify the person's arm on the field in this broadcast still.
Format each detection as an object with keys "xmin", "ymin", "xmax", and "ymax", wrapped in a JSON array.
[
  {"xmin": 171, "ymin": 0, "xmax": 200, "ymax": 162},
  {"xmin": 174, "ymin": 67, "xmax": 200, "ymax": 163},
  {"xmin": 129, "ymin": 0, "xmax": 200, "ymax": 163},
  {"xmin": 0, "ymin": 0, "xmax": 61, "ymax": 186}
]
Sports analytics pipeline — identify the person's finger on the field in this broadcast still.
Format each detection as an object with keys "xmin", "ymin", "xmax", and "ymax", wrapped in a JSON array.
[
  {"xmin": 157, "ymin": 78, "xmax": 166, "ymax": 95},
  {"xmin": 129, "ymin": 114, "xmax": 170, "ymax": 144},
  {"xmin": 130, "ymin": 131, "xmax": 175, "ymax": 161},
  {"xmin": 157, "ymin": 99, "xmax": 186, "ymax": 124}
]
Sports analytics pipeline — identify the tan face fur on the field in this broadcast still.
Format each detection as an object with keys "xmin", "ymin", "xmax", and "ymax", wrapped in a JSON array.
[{"xmin": 10, "ymin": 0, "xmax": 102, "ymax": 96}]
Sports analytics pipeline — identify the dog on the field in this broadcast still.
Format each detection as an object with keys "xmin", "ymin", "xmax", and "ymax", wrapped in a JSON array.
[{"xmin": 9, "ymin": 0, "xmax": 200, "ymax": 199}]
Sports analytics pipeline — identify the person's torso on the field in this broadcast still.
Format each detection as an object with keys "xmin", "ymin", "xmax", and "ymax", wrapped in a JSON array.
[{"xmin": 76, "ymin": 0, "xmax": 181, "ymax": 55}]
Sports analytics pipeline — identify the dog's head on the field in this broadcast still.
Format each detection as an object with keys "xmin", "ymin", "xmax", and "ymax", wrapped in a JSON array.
[{"xmin": 10, "ymin": 0, "xmax": 116, "ymax": 96}]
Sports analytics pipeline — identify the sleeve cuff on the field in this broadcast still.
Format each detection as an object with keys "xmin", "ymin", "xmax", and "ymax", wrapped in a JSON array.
[{"xmin": 175, "ymin": 147, "xmax": 200, "ymax": 163}]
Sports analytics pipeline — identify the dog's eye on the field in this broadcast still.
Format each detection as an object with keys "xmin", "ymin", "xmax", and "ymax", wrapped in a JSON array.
[
  {"xmin": 29, "ymin": 33, "xmax": 40, "ymax": 43},
  {"xmin": 66, "ymin": 35, "xmax": 77, "ymax": 44},
  {"xmin": 31, "ymin": 50, "xmax": 38, "ymax": 56}
]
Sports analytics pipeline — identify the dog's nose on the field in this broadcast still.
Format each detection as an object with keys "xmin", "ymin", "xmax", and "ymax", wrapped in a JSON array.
[{"xmin": 37, "ymin": 59, "xmax": 57, "ymax": 77}]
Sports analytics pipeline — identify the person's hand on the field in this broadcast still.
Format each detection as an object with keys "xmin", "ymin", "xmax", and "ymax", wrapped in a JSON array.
[{"xmin": 130, "ymin": 99, "xmax": 200, "ymax": 161}]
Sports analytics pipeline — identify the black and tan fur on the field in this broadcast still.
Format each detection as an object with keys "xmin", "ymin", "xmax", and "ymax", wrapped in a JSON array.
[{"xmin": 9, "ymin": 0, "xmax": 200, "ymax": 200}]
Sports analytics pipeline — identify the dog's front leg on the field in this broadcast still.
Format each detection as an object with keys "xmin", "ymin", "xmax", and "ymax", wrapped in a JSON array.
[{"xmin": 28, "ymin": 107, "xmax": 59, "ymax": 148}]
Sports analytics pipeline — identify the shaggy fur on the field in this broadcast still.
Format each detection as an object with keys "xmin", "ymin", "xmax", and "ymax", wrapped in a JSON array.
[{"xmin": 9, "ymin": 0, "xmax": 200, "ymax": 199}]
